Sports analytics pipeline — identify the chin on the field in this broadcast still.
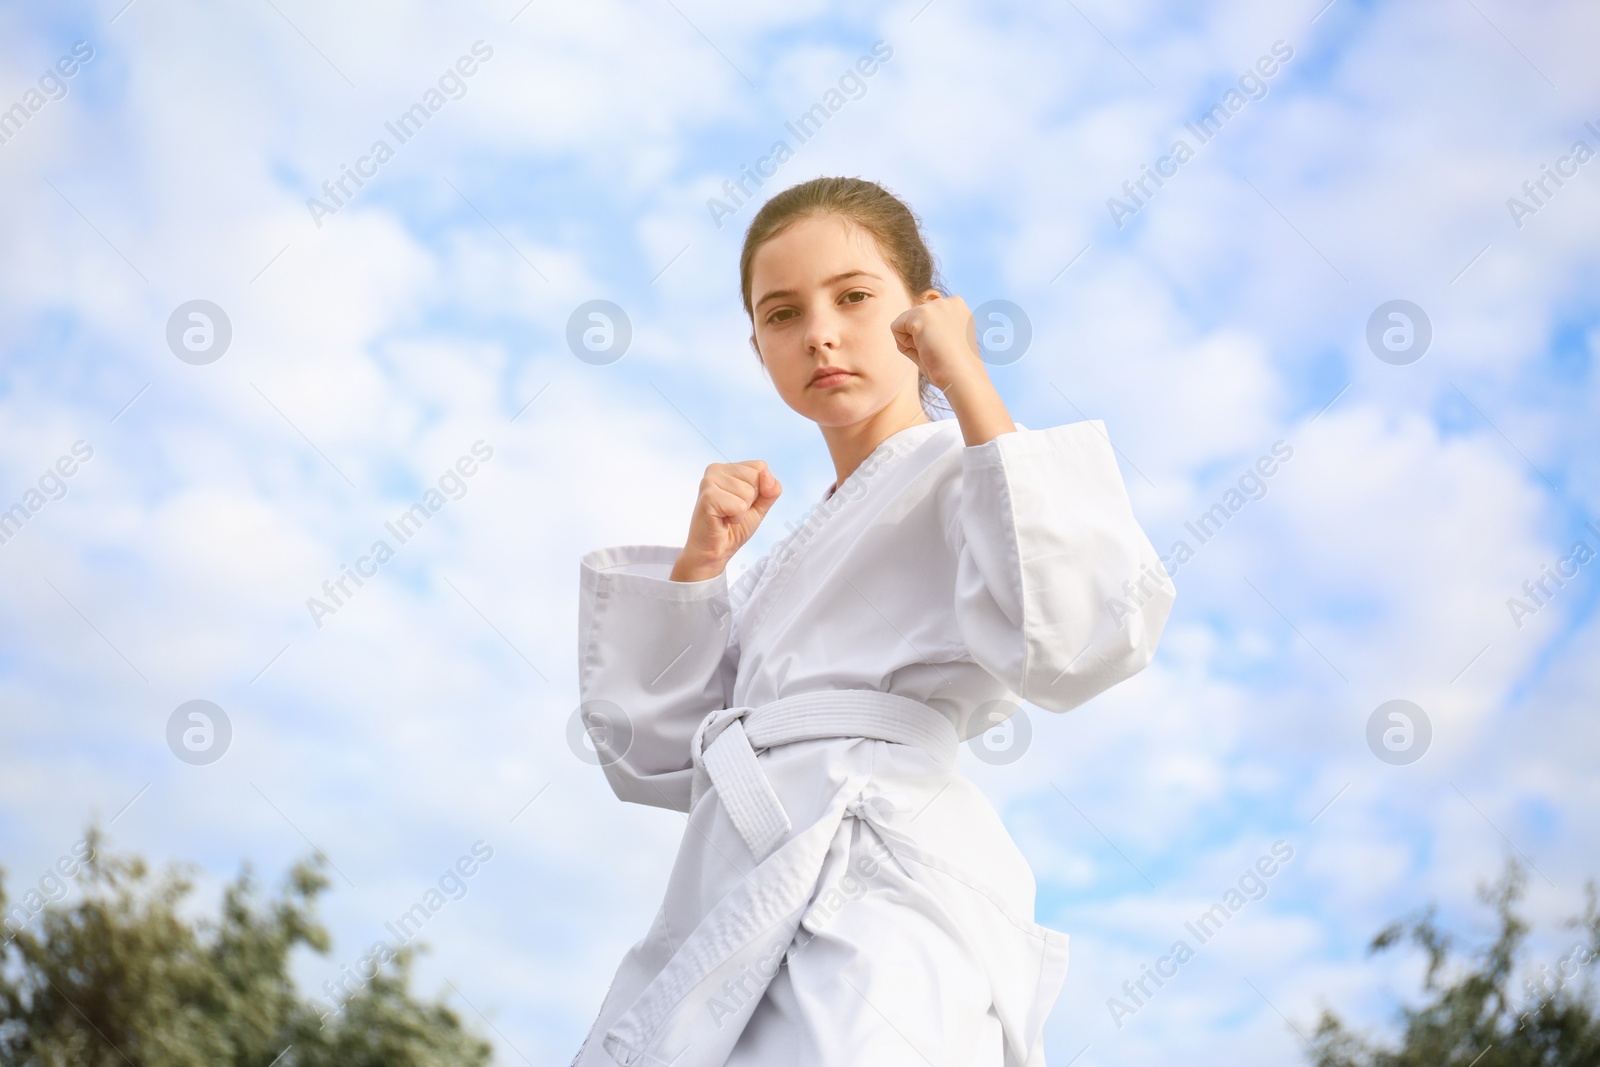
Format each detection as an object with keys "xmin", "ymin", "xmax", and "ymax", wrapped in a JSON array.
[{"xmin": 805, "ymin": 398, "xmax": 884, "ymax": 428}]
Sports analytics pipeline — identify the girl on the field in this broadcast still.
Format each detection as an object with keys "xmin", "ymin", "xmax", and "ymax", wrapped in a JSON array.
[{"xmin": 572, "ymin": 177, "xmax": 1173, "ymax": 1066}]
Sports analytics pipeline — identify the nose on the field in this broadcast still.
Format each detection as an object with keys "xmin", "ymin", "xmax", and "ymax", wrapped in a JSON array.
[{"xmin": 802, "ymin": 303, "xmax": 841, "ymax": 355}]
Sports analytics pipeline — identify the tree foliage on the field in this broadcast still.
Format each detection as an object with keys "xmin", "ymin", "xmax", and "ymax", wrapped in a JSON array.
[
  {"xmin": 0, "ymin": 826, "xmax": 494, "ymax": 1067},
  {"xmin": 1308, "ymin": 857, "xmax": 1600, "ymax": 1067}
]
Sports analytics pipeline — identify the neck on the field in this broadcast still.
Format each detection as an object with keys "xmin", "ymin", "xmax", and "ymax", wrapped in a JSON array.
[{"xmin": 821, "ymin": 397, "xmax": 931, "ymax": 493}]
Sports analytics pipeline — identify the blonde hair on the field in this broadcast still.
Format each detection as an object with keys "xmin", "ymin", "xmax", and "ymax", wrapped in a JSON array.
[{"xmin": 740, "ymin": 176, "xmax": 953, "ymax": 419}]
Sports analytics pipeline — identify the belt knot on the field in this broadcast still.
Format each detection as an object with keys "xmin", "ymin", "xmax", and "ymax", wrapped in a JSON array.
[
  {"xmin": 686, "ymin": 690, "xmax": 957, "ymax": 863},
  {"xmin": 845, "ymin": 790, "xmax": 911, "ymax": 823}
]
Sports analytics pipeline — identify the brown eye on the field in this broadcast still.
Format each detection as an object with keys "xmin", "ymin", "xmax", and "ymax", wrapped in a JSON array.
[
  {"xmin": 766, "ymin": 308, "xmax": 795, "ymax": 325},
  {"xmin": 841, "ymin": 290, "xmax": 868, "ymax": 305}
]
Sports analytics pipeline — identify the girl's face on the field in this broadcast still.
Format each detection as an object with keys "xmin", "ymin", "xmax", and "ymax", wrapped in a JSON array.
[{"xmin": 748, "ymin": 214, "xmax": 931, "ymax": 430}]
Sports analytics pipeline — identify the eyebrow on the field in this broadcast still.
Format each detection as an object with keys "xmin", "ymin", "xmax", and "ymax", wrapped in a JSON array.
[{"xmin": 755, "ymin": 270, "xmax": 882, "ymax": 312}]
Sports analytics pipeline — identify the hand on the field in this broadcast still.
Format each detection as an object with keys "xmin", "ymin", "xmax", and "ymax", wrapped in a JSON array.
[
  {"xmin": 889, "ymin": 294, "xmax": 988, "ymax": 393},
  {"xmin": 670, "ymin": 461, "xmax": 782, "ymax": 582}
]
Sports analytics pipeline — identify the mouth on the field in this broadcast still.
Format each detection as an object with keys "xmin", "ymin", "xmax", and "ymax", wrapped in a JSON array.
[{"xmin": 809, "ymin": 368, "xmax": 854, "ymax": 389}]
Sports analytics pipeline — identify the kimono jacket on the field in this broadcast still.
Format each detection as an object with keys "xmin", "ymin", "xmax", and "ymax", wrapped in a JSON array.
[{"xmin": 571, "ymin": 417, "xmax": 1174, "ymax": 1067}]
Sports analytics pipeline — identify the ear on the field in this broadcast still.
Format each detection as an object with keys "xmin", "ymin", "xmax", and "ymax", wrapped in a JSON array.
[{"xmin": 917, "ymin": 288, "xmax": 942, "ymax": 304}]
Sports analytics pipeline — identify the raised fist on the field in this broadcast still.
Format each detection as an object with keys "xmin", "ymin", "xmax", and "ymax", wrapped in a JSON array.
[{"xmin": 670, "ymin": 460, "xmax": 781, "ymax": 582}]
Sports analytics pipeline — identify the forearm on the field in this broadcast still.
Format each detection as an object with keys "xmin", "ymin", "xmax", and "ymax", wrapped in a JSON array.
[
  {"xmin": 942, "ymin": 369, "xmax": 1017, "ymax": 447},
  {"xmin": 670, "ymin": 551, "xmax": 726, "ymax": 583}
]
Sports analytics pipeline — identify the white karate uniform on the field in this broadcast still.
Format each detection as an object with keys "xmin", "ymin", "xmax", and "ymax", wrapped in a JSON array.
[{"xmin": 571, "ymin": 418, "xmax": 1174, "ymax": 1067}]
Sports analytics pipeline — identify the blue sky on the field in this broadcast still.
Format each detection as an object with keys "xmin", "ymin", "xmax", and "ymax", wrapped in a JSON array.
[{"xmin": 1, "ymin": 0, "xmax": 1597, "ymax": 1063}]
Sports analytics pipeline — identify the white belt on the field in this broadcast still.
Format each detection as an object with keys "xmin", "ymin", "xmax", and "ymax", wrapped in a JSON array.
[{"xmin": 687, "ymin": 690, "xmax": 959, "ymax": 863}]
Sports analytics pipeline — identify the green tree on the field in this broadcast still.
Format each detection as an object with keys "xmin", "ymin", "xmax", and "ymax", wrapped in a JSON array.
[
  {"xmin": 1308, "ymin": 857, "xmax": 1600, "ymax": 1067},
  {"xmin": 0, "ymin": 825, "xmax": 495, "ymax": 1067}
]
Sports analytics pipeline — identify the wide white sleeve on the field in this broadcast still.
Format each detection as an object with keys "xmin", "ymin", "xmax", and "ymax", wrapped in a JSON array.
[
  {"xmin": 939, "ymin": 419, "xmax": 1174, "ymax": 714},
  {"xmin": 577, "ymin": 544, "xmax": 738, "ymax": 812}
]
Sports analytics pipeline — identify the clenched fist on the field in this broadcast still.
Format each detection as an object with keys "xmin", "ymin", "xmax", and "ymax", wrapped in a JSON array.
[
  {"xmin": 889, "ymin": 293, "xmax": 986, "ymax": 393},
  {"xmin": 669, "ymin": 460, "xmax": 782, "ymax": 582}
]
